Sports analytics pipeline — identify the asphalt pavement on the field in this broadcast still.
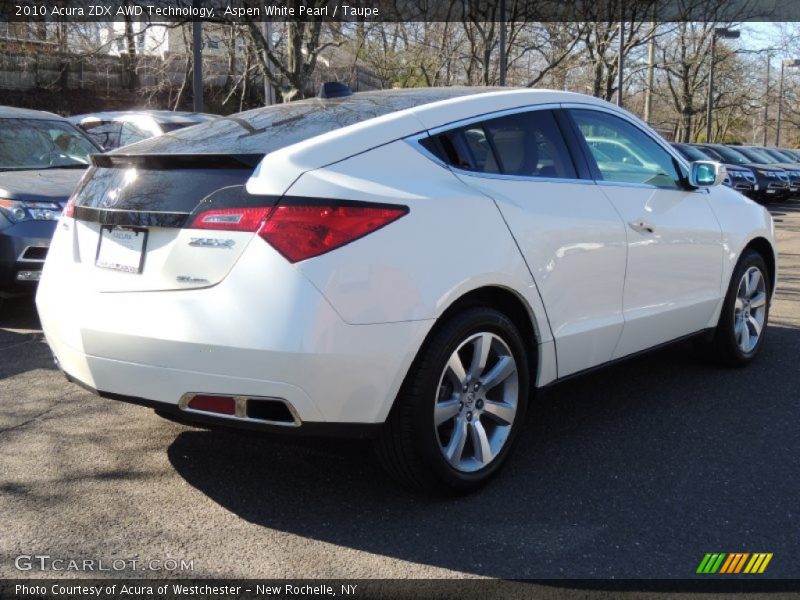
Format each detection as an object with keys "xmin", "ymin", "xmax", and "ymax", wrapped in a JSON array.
[{"xmin": 1, "ymin": 199, "xmax": 799, "ymax": 590}]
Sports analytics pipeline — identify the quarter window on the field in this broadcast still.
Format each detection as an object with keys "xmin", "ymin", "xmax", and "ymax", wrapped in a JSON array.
[
  {"xmin": 570, "ymin": 109, "xmax": 681, "ymax": 189},
  {"xmin": 421, "ymin": 110, "xmax": 577, "ymax": 179},
  {"xmin": 82, "ymin": 121, "xmax": 122, "ymax": 150},
  {"xmin": 119, "ymin": 122, "xmax": 151, "ymax": 146},
  {"xmin": 462, "ymin": 125, "xmax": 501, "ymax": 173}
]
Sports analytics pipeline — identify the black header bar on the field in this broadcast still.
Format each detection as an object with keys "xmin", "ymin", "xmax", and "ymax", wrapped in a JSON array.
[{"xmin": 0, "ymin": 0, "xmax": 797, "ymax": 23}]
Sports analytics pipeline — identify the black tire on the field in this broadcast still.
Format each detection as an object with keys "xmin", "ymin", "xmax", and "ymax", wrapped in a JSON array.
[
  {"xmin": 708, "ymin": 249, "xmax": 771, "ymax": 367},
  {"xmin": 376, "ymin": 306, "xmax": 531, "ymax": 495}
]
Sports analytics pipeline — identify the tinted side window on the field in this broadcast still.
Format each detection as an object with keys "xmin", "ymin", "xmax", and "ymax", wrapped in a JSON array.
[
  {"xmin": 482, "ymin": 111, "xmax": 576, "ymax": 178},
  {"xmin": 422, "ymin": 110, "xmax": 576, "ymax": 179},
  {"xmin": 83, "ymin": 122, "xmax": 122, "ymax": 150},
  {"xmin": 421, "ymin": 124, "xmax": 500, "ymax": 173},
  {"xmin": 571, "ymin": 109, "xmax": 681, "ymax": 189},
  {"xmin": 697, "ymin": 145, "xmax": 724, "ymax": 162}
]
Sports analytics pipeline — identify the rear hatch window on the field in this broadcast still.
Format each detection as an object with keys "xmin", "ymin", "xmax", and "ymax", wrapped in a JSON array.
[
  {"xmin": 73, "ymin": 162, "xmax": 252, "ymax": 223},
  {"xmin": 66, "ymin": 156, "xmax": 261, "ymax": 292}
]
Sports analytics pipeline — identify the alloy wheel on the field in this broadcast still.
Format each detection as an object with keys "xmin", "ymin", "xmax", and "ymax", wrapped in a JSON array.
[
  {"xmin": 434, "ymin": 332, "xmax": 519, "ymax": 473},
  {"xmin": 734, "ymin": 266, "xmax": 767, "ymax": 354}
]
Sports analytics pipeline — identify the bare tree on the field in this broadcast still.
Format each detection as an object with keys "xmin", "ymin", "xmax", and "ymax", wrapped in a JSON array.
[
  {"xmin": 242, "ymin": 0, "xmax": 341, "ymax": 100},
  {"xmin": 578, "ymin": 0, "xmax": 659, "ymax": 101}
]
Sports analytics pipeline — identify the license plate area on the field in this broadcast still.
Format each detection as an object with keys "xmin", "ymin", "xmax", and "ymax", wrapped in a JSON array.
[{"xmin": 95, "ymin": 226, "xmax": 147, "ymax": 274}]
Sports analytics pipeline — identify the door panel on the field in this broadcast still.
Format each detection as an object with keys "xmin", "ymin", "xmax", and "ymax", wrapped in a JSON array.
[
  {"xmin": 422, "ymin": 107, "xmax": 628, "ymax": 377},
  {"xmin": 598, "ymin": 184, "xmax": 724, "ymax": 357},
  {"xmin": 463, "ymin": 177, "xmax": 628, "ymax": 376},
  {"xmin": 568, "ymin": 108, "xmax": 724, "ymax": 358}
]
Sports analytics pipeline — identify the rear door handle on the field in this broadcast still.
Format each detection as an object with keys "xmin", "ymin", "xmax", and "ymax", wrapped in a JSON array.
[{"xmin": 628, "ymin": 219, "xmax": 655, "ymax": 234}]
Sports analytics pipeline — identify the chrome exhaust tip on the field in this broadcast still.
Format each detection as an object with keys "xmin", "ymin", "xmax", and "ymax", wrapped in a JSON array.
[{"xmin": 178, "ymin": 393, "xmax": 301, "ymax": 427}]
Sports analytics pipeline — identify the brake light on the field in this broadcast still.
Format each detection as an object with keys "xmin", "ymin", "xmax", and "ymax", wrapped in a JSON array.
[
  {"xmin": 187, "ymin": 394, "xmax": 236, "ymax": 415},
  {"xmin": 189, "ymin": 202, "xmax": 408, "ymax": 263},
  {"xmin": 259, "ymin": 204, "xmax": 408, "ymax": 263},
  {"xmin": 189, "ymin": 206, "xmax": 274, "ymax": 231}
]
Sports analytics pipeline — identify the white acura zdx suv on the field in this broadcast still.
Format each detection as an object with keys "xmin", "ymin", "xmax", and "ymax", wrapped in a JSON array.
[{"xmin": 37, "ymin": 88, "xmax": 776, "ymax": 493}]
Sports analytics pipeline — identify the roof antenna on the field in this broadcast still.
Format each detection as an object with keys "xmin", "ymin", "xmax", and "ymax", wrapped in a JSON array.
[{"xmin": 318, "ymin": 82, "xmax": 353, "ymax": 99}]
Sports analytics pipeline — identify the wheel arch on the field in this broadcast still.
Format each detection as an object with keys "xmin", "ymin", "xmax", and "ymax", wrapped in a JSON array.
[
  {"xmin": 421, "ymin": 285, "xmax": 543, "ymax": 390},
  {"xmin": 382, "ymin": 284, "xmax": 544, "ymax": 425},
  {"xmin": 439, "ymin": 286, "xmax": 539, "ymax": 359},
  {"xmin": 743, "ymin": 236, "xmax": 777, "ymax": 294}
]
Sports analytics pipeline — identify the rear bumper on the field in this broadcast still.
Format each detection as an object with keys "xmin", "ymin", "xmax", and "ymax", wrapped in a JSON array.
[
  {"xmin": 47, "ymin": 329, "xmax": 325, "ymax": 422},
  {"xmin": 63, "ymin": 370, "xmax": 381, "ymax": 438}
]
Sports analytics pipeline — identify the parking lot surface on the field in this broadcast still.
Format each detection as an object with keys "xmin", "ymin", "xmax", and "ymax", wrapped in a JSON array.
[{"xmin": 1, "ymin": 200, "xmax": 799, "ymax": 582}]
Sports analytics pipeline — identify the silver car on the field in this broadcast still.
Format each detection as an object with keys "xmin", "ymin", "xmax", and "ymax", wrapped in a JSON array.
[{"xmin": 69, "ymin": 110, "xmax": 217, "ymax": 150}]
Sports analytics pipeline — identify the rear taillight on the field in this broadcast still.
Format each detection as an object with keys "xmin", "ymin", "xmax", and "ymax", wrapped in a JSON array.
[
  {"xmin": 62, "ymin": 196, "xmax": 76, "ymax": 218},
  {"xmin": 260, "ymin": 204, "xmax": 407, "ymax": 263},
  {"xmin": 190, "ymin": 201, "xmax": 407, "ymax": 263}
]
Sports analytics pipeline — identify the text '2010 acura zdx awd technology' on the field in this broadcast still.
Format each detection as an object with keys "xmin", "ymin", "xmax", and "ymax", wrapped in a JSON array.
[{"xmin": 37, "ymin": 88, "xmax": 777, "ymax": 493}]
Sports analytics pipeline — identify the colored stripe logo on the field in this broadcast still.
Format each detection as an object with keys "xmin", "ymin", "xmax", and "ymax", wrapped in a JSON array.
[{"xmin": 697, "ymin": 553, "xmax": 773, "ymax": 574}]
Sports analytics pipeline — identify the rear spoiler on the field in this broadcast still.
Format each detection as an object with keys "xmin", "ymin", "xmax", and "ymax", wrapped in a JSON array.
[{"xmin": 91, "ymin": 153, "xmax": 264, "ymax": 170}]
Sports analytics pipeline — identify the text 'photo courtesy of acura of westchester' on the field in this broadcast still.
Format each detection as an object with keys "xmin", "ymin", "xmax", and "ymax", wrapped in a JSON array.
[{"xmin": 36, "ymin": 87, "xmax": 776, "ymax": 494}]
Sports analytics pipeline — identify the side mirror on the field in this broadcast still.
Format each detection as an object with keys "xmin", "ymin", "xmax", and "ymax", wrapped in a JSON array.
[{"xmin": 689, "ymin": 161, "xmax": 726, "ymax": 188}]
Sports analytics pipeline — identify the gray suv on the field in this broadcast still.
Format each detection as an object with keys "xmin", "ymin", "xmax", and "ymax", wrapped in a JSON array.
[{"xmin": 0, "ymin": 106, "xmax": 99, "ymax": 295}]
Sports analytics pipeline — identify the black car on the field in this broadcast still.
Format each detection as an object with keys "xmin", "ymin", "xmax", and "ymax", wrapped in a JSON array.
[
  {"xmin": 778, "ymin": 147, "xmax": 800, "ymax": 162},
  {"xmin": 0, "ymin": 106, "xmax": 100, "ymax": 295},
  {"xmin": 760, "ymin": 146, "xmax": 800, "ymax": 164},
  {"xmin": 693, "ymin": 143, "xmax": 790, "ymax": 203},
  {"xmin": 732, "ymin": 145, "xmax": 800, "ymax": 197},
  {"xmin": 671, "ymin": 143, "xmax": 756, "ymax": 197}
]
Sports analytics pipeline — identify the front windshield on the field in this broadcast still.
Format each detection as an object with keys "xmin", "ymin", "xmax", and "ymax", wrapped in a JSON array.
[
  {"xmin": 764, "ymin": 148, "xmax": 797, "ymax": 163},
  {"xmin": 711, "ymin": 145, "xmax": 751, "ymax": 165},
  {"xmin": 782, "ymin": 148, "xmax": 800, "ymax": 161},
  {"xmin": 0, "ymin": 118, "xmax": 97, "ymax": 170},
  {"xmin": 734, "ymin": 146, "xmax": 775, "ymax": 164},
  {"xmin": 676, "ymin": 144, "xmax": 711, "ymax": 161}
]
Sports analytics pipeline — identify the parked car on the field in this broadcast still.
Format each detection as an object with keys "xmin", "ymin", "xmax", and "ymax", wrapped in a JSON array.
[
  {"xmin": 671, "ymin": 142, "xmax": 756, "ymax": 196},
  {"xmin": 777, "ymin": 147, "xmax": 800, "ymax": 162},
  {"xmin": 37, "ymin": 88, "xmax": 776, "ymax": 493},
  {"xmin": 0, "ymin": 106, "xmax": 100, "ymax": 296},
  {"xmin": 693, "ymin": 143, "xmax": 790, "ymax": 202},
  {"xmin": 759, "ymin": 146, "xmax": 800, "ymax": 164},
  {"xmin": 68, "ymin": 111, "xmax": 216, "ymax": 150},
  {"xmin": 731, "ymin": 145, "xmax": 800, "ymax": 197}
]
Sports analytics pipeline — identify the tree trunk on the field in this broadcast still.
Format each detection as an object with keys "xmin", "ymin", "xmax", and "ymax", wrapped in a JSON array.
[{"xmin": 123, "ymin": 17, "xmax": 138, "ymax": 93}]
